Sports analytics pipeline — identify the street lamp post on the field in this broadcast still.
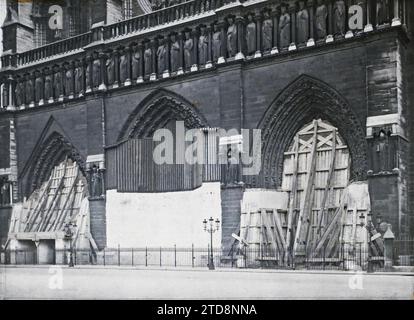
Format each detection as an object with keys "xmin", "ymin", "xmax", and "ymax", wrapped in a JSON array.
[
  {"xmin": 64, "ymin": 221, "xmax": 77, "ymax": 268},
  {"xmin": 203, "ymin": 217, "xmax": 220, "ymax": 270}
]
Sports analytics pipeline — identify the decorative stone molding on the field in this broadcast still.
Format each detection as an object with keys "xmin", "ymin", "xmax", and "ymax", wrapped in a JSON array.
[
  {"xmin": 366, "ymin": 114, "xmax": 404, "ymax": 138},
  {"xmin": 118, "ymin": 89, "xmax": 209, "ymax": 141}
]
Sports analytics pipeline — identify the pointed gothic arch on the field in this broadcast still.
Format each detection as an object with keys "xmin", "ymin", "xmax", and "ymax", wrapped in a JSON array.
[
  {"xmin": 257, "ymin": 75, "xmax": 368, "ymax": 189},
  {"xmin": 24, "ymin": 131, "xmax": 86, "ymax": 197},
  {"xmin": 117, "ymin": 88, "xmax": 209, "ymax": 142}
]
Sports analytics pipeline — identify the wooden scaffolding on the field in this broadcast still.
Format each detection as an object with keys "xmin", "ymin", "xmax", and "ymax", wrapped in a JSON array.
[
  {"xmin": 238, "ymin": 119, "xmax": 384, "ymax": 266},
  {"xmin": 7, "ymin": 158, "xmax": 96, "ymax": 250}
]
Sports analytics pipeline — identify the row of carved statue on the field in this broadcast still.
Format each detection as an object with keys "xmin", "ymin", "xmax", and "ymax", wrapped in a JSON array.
[{"xmin": 1, "ymin": 1, "xmax": 396, "ymax": 108}]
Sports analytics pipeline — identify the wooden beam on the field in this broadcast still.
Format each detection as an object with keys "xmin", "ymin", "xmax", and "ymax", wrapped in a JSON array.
[
  {"xmin": 48, "ymin": 166, "xmax": 80, "ymax": 231},
  {"xmin": 285, "ymin": 135, "xmax": 299, "ymax": 263},
  {"xmin": 24, "ymin": 177, "xmax": 53, "ymax": 232},
  {"xmin": 293, "ymin": 120, "xmax": 319, "ymax": 256},
  {"xmin": 272, "ymin": 209, "xmax": 287, "ymax": 252},
  {"xmin": 314, "ymin": 129, "xmax": 337, "ymax": 243},
  {"xmin": 37, "ymin": 158, "xmax": 68, "ymax": 232},
  {"xmin": 262, "ymin": 210, "xmax": 279, "ymax": 255},
  {"xmin": 313, "ymin": 205, "xmax": 342, "ymax": 256}
]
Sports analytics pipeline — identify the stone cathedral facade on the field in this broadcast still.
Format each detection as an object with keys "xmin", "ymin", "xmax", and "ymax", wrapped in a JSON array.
[{"xmin": 0, "ymin": 0, "xmax": 413, "ymax": 265}]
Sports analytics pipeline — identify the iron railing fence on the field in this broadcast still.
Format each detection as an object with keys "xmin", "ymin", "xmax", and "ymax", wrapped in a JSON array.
[
  {"xmin": 393, "ymin": 237, "xmax": 414, "ymax": 266},
  {"xmin": 0, "ymin": 243, "xmax": 390, "ymax": 272}
]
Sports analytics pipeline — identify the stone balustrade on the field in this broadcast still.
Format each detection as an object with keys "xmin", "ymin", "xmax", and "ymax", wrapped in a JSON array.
[{"xmin": 0, "ymin": 0, "xmax": 409, "ymax": 111}]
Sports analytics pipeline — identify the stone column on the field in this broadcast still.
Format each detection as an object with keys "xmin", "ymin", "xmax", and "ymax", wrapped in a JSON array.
[
  {"xmin": 235, "ymin": 16, "xmax": 245, "ymax": 60},
  {"xmin": 8, "ymin": 76, "xmax": 16, "ymax": 110},
  {"xmin": 364, "ymin": 0, "xmax": 374, "ymax": 32},
  {"xmin": 289, "ymin": 4, "xmax": 297, "ymax": 50},
  {"xmin": 113, "ymin": 48, "xmax": 120, "ymax": 88},
  {"xmin": 193, "ymin": 30, "xmax": 200, "ymax": 71},
  {"xmin": 56, "ymin": 65, "xmax": 64, "ymax": 102},
  {"xmin": 124, "ymin": 46, "xmax": 132, "ymax": 86},
  {"xmin": 218, "ymin": 21, "xmax": 227, "ymax": 63},
  {"xmin": 255, "ymin": 15, "xmax": 262, "ymax": 58},
  {"xmin": 98, "ymin": 52, "xmax": 107, "ymax": 91},
  {"xmin": 1, "ymin": 76, "xmax": 10, "ymax": 109},
  {"xmin": 307, "ymin": 0, "xmax": 316, "ymax": 46},
  {"xmin": 34, "ymin": 71, "xmax": 44, "ymax": 106},
  {"xmin": 165, "ymin": 38, "xmax": 171, "ymax": 78},
  {"xmin": 27, "ymin": 73, "xmax": 35, "ymax": 108},
  {"xmin": 271, "ymin": 8, "xmax": 279, "ymax": 54},
  {"xmin": 326, "ymin": 0, "xmax": 334, "ymax": 42},
  {"xmin": 392, "ymin": 0, "xmax": 401, "ymax": 26},
  {"xmin": 85, "ymin": 56, "xmax": 93, "ymax": 93},
  {"xmin": 206, "ymin": 25, "xmax": 213, "ymax": 68},
  {"xmin": 150, "ymin": 39, "xmax": 157, "ymax": 81},
  {"xmin": 136, "ymin": 43, "xmax": 144, "ymax": 83},
  {"xmin": 177, "ymin": 33, "xmax": 185, "ymax": 74}
]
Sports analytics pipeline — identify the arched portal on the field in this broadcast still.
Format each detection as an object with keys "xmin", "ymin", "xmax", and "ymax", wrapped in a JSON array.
[
  {"xmin": 25, "ymin": 131, "xmax": 86, "ymax": 198},
  {"xmin": 257, "ymin": 75, "xmax": 368, "ymax": 189},
  {"xmin": 8, "ymin": 132, "xmax": 94, "ymax": 264},
  {"xmin": 108, "ymin": 89, "xmax": 210, "ymax": 193}
]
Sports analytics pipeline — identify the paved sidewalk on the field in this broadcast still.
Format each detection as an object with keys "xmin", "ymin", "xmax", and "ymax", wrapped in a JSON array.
[
  {"xmin": 2, "ymin": 264, "xmax": 414, "ymax": 276},
  {"xmin": 1, "ymin": 265, "xmax": 413, "ymax": 299}
]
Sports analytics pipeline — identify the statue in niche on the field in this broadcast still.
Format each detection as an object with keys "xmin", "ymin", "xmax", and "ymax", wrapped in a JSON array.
[
  {"xmin": 45, "ymin": 73, "xmax": 53, "ymax": 100},
  {"xmin": 262, "ymin": 10, "xmax": 273, "ymax": 52},
  {"xmin": 35, "ymin": 73, "xmax": 43, "ymax": 102},
  {"xmin": 144, "ymin": 42, "xmax": 153, "ymax": 76},
  {"xmin": 170, "ymin": 34, "xmax": 181, "ymax": 72},
  {"xmin": 106, "ymin": 55, "xmax": 115, "ymax": 85},
  {"xmin": 92, "ymin": 58, "xmax": 101, "ymax": 87},
  {"xmin": 212, "ymin": 24, "xmax": 222, "ymax": 62},
  {"xmin": 0, "ymin": 177, "xmax": 11, "ymax": 206},
  {"xmin": 226, "ymin": 17, "xmax": 237, "ymax": 57},
  {"xmin": 333, "ymin": 0, "xmax": 346, "ymax": 35},
  {"xmin": 198, "ymin": 26, "xmax": 209, "ymax": 65},
  {"xmin": 183, "ymin": 31, "xmax": 193, "ymax": 68},
  {"xmin": 89, "ymin": 165, "xmax": 102, "ymax": 198},
  {"xmin": 119, "ymin": 51, "xmax": 128, "ymax": 83},
  {"xmin": 226, "ymin": 146, "xmax": 239, "ymax": 185},
  {"xmin": 245, "ymin": 14, "xmax": 256, "ymax": 55},
  {"xmin": 2, "ymin": 82, "xmax": 9, "ymax": 107},
  {"xmin": 15, "ymin": 81, "xmax": 24, "ymax": 106},
  {"xmin": 297, "ymin": 1, "xmax": 309, "ymax": 44},
  {"xmin": 65, "ymin": 67, "xmax": 73, "ymax": 95},
  {"xmin": 74, "ymin": 64, "xmax": 83, "ymax": 94},
  {"xmin": 377, "ymin": 0, "xmax": 390, "ymax": 26},
  {"xmin": 157, "ymin": 40, "xmax": 168, "ymax": 74},
  {"xmin": 132, "ymin": 46, "xmax": 142, "ymax": 80},
  {"xmin": 315, "ymin": 0, "xmax": 328, "ymax": 40},
  {"xmin": 85, "ymin": 63, "xmax": 91, "ymax": 89},
  {"xmin": 372, "ymin": 128, "xmax": 393, "ymax": 173},
  {"xmin": 279, "ymin": 4, "xmax": 291, "ymax": 48},
  {"xmin": 54, "ymin": 69, "xmax": 62, "ymax": 98},
  {"xmin": 5, "ymin": 4, "xmax": 18, "ymax": 23},
  {"xmin": 25, "ymin": 76, "xmax": 33, "ymax": 104}
]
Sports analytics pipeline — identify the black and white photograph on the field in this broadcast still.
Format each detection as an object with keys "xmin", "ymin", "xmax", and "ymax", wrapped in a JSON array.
[{"xmin": 0, "ymin": 0, "xmax": 413, "ymax": 305}]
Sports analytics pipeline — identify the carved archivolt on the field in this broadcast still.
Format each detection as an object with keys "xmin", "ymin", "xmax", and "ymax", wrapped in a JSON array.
[
  {"xmin": 118, "ymin": 89, "xmax": 209, "ymax": 141},
  {"xmin": 26, "ymin": 132, "xmax": 86, "ymax": 196},
  {"xmin": 257, "ymin": 75, "xmax": 368, "ymax": 189}
]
